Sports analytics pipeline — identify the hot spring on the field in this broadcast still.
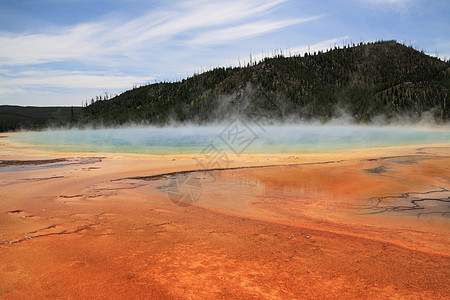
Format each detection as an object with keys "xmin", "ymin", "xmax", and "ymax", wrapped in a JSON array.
[{"xmin": 7, "ymin": 124, "xmax": 450, "ymax": 155}]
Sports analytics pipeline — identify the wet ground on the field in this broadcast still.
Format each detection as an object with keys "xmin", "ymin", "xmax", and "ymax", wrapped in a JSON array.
[{"xmin": 0, "ymin": 144, "xmax": 449, "ymax": 299}]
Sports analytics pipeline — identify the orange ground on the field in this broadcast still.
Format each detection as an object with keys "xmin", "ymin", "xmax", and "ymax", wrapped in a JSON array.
[{"xmin": 0, "ymin": 138, "xmax": 449, "ymax": 299}]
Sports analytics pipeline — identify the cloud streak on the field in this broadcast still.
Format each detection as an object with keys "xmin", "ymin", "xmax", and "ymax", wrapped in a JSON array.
[
  {"xmin": 2, "ymin": 71, "xmax": 154, "ymax": 89},
  {"xmin": 0, "ymin": 0, "xmax": 329, "ymax": 105},
  {"xmin": 0, "ymin": 0, "xmax": 297, "ymax": 67},
  {"xmin": 189, "ymin": 16, "xmax": 322, "ymax": 46},
  {"xmin": 0, "ymin": 0, "xmax": 327, "ymax": 105}
]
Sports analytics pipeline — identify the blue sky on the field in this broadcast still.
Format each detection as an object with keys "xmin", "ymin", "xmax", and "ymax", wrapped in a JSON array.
[{"xmin": 0, "ymin": 0, "xmax": 449, "ymax": 106}]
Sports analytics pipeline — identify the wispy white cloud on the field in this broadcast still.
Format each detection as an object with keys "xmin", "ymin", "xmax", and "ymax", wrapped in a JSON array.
[
  {"xmin": 0, "ymin": 0, "xmax": 354, "ymax": 105},
  {"xmin": 1, "ymin": 70, "xmax": 154, "ymax": 89},
  {"xmin": 0, "ymin": 29, "xmax": 101, "ymax": 66},
  {"xmin": 0, "ymin": 0, "xmax": 293, "ymax": 67},
  {"xmin": 0, "ymin": 70, "xmax": 152, "ymax": 106},
  {"xmin": 0, "ymin": 87, "xmax": 25, "ymax": 97},
  {"xmin": 189, "ymin": 16, "xmax": 322, "ymax": 46},
  {"xmin": 0, "ymin": 88, "xmax": 96, "ymax": 107},
  {"xmin": 2, "ymin": 0, "xmax": 322, "ymax": 105}
]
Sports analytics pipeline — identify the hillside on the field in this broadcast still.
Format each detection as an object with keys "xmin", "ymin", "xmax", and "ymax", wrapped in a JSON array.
[
  {"xmin": 82, "ymin": 41, "xmax": 449, "ymax": 125},
  {"xmin": 0, "ymin": 106, "xmax": 81, "ymax": 132},
  {"xmin": 2, "ymin": 41, "xmax": 449, "ymax": 132}
]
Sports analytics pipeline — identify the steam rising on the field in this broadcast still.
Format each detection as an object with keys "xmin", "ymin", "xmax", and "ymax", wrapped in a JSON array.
[{"xmin": 11, "ymin": 124, "xmax": 450, "ymax": 155}]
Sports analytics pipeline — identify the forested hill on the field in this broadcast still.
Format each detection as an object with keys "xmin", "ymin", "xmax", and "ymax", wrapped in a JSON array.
[
  {"xmin": 82, "ymin": 41, "xmax": 449, "ymax": 125},
  {"xmin": 2, "ymin": 41, "xmax": 449, "ymax": 132}
]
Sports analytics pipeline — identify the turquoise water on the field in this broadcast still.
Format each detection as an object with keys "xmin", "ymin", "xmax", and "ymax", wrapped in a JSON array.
[{"xmin": 9, "ymin": 125, "xmax": 450, "ymax": 155}]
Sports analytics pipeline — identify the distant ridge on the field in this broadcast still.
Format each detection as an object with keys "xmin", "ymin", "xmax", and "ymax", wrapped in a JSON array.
[{"xmin": 0, "ymin": 106, "xmax": 81, "ymax": 132}]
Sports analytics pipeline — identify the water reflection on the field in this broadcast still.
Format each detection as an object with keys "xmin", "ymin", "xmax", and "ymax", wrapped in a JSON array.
[{"xmin": 192, "ymin": 166, "xmax": 340, "ymax": 219}]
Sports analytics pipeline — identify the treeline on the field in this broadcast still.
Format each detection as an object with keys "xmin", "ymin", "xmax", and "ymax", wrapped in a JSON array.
[
  {"xmin": 82, "ymin": 41, "xmax": 449, "ymax": 125},
  {"xmin": 82, "ymin": 92, "xmax": 118, "ymax": 107},
  {"xmin": 0, "ymin": 106, "xmax": 81, "ymax": 132}
]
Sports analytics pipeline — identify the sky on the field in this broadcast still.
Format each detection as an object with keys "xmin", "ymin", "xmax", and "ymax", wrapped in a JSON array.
[{"xmin": 0, "ymin": 0, "xmax": 449, "ymax": 107}]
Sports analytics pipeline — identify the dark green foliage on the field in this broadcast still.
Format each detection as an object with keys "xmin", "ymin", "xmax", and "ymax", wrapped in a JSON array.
[
  {"xmin": 82, "ymin": 41, "xmax": 449, "ymax": 125},
  {"xmin": 0, "ymin": 106, "xmax": 82, "ymax": 132}
]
